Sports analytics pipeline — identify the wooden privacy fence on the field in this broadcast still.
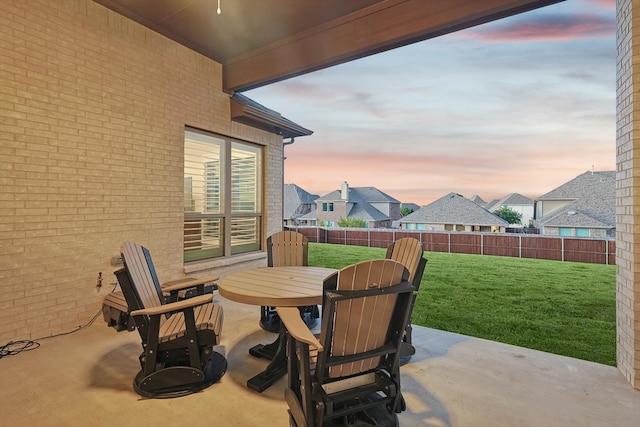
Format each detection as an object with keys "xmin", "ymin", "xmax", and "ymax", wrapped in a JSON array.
[{"xmin": 287, "ymin": 227, "xmax": 616, "ymax": 265}]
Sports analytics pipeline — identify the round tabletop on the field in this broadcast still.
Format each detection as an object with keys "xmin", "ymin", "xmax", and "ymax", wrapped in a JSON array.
[{"xmin": 218, "ymin": 266, "xmax": 337, "ymax": 307}]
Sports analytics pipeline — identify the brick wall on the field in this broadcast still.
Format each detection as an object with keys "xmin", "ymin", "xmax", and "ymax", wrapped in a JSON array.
[
  {"xmin": 615, "ymin": 0, "xmax": 640, "ymax": 389},
  {"xmin": 0, "ymin": 0, "xmax": 281, "ymax": 342}
]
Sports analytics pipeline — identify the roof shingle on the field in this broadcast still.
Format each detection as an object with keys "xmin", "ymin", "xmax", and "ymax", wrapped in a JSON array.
[{"xmin": 400, "ymin": 193, "xmax": 509, "ymax": 226}]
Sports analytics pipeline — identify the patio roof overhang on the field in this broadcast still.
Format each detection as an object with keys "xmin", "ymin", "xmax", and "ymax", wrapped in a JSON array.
[{"xmin": 92, "ymin": 0, "xmax": 564, "ymax": 93}]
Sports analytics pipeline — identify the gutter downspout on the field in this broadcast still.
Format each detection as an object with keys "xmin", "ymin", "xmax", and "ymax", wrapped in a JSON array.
[
  {"xmin": 282, "ymin": 138, "xmax": 295, "ymax": 228},
  {"xmin": 283, "ymin": 137, "xmax": 295, "ymax": 151}
]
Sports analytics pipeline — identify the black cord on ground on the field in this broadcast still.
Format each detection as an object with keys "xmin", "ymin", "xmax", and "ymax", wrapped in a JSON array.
[
  {"xmin": 0, "ymin": 308, "xmax": 102, "ymax": 360},
  {"xmin": 0, "ymin": 340, "xmax": 40, "ymax": 358},
  {"xmin": 0, "ymin": 283, "xmax": 117, "ymax": 360}
]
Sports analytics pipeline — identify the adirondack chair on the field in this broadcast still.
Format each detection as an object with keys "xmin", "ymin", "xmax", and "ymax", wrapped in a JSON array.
[
  {"xmin": 113, "ymin": 242, "xmax": 226, "ymax": 398},
  {"xmin": 102, "ymin": 245, "xmax": 218, "ymax": 332},
  {"xmin": 277, "ymin": 259, "xmax": 414, "ymax": 427},
  {"xmin": 259, "ymin": 230, "xmax": 319, "ymax": 332},
  {"xmin": 386, "ymin": 238, "xmax": 427, "ymax": 364}
]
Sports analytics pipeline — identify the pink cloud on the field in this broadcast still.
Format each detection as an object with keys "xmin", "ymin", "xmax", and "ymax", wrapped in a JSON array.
[
  {"xmin": 283, "ymin": 140, "xmax": 614, "ymax": 206},
  {"xmin": 459, "ymin": 14, "xmax": 615, "ymax": 42},
  {"xmin": 585, "ymin": 0, "xmax": 615, "ymax": 9}
]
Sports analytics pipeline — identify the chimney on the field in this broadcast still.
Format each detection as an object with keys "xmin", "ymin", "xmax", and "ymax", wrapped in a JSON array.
[{"xmin": 341, "ymin": 181, "xmax": 349, "ymax": 200}]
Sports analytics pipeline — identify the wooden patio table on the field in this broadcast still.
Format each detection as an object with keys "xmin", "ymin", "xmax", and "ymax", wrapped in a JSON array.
[{"xmin": 218, "ymin": 266, "xmax": 337, "ymax": 392}]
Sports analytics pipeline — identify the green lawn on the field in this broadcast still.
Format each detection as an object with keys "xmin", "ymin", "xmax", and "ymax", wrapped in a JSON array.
[{"xmin": 307, "ymin": 242, "xmax": 617, "ymax": 366}]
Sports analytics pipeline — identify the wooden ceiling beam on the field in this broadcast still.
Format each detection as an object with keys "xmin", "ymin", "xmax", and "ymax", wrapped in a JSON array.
[{"xmin": 223, "ymin": 0, "xmax": 563, "ymax": 93}]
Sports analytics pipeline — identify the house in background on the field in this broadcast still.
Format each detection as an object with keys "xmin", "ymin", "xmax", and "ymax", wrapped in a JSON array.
[
  {"xmin": 488, "ymin": 193, "xmax": 534, "ymax": 227},
  {"xmin": 470, "ymin": 195, "xmax": 486, "ymax": 205},
  {"xmin": 283, "ymin": 184, "xmax": 319, "ymax": 226},
  {"xmin": 535, "ymin": 171, "xmax": 615, "ymax": 238},
  {"xmin": 315, "ymin": 182, "xmax": 401, "ymax": 228},
  {"xmin": 484, "ymin": 199, "xmax": 500, "ymax": 210},
  {"xmin": 400, "ymin": 193, "xmax": 509, "ymax": 232},
  {"xmin": 401, "ymin": 202, "xmax": 421, "ymax": 213}
]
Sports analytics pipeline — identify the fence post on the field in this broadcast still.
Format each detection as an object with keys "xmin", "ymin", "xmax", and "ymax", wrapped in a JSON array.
[
  {"xmin": 519, "ymin": 235, "xmax": 522, "ymax": 258},
  {"xmin": 561, "ymin": 237, "xmax": 565, "ymax": 262},
  {"xmin": 448, "ymin": 232, "xmax": 451, "ymax": 254}
]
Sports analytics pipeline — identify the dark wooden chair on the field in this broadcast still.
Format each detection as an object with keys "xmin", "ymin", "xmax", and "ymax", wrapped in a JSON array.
[
  {"xmin": 277, "ymin": 259, "xmax": 414, "ymax": 427},
  {"xmin": 102, "ymin": 248, "xmax": 218, "ymax": 333},
  {"xmin": 259, "ymin": 230, "xmax": 318, "ymax": 332},
  {"xmin": 386, "ymin": 238, "xmax": 427, "ymax": 364},
  {"xmin": 113, "ymin": 242, "xmax": 226, "ymax": 398}
]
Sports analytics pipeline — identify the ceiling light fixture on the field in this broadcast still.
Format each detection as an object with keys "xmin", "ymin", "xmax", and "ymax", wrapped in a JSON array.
[{"xmin": 217, "ymin": 0, "xmax": 221, "ymax": 14}]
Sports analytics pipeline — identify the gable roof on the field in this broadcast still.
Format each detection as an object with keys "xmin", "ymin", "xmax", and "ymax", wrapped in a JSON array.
[
  {"xmin": 401, "ymin": 203, "xmax": 421, "ymax": 212},
  {"xmin": 538, "ymin": 171, "xmax": 615, "ymax": 200},
  {"xmin": 537, "ymin": 171, "xmax": 615, "ymax": 229},
  {"xmin": 298, "ymin": 210, "xmax": 318, "ymax": 221},
  {"xmin": 316, "ymin": 186, "xmax": 400, "ymax": 204},
  {"xmin": 469, "ymin": 195, "xmax": 486, "ymax": 205},
  {"xmin": 283, "ymin": 184, "xmax": 319, "ymax": 219},
  {"xmin": 316, "ymin": 185, "xmax": 400, "ymax": 223},
  {"xmin": 400, "ymin": 193, "xmax": 509, "ymax": 226},
  {"xmin": 484, "ymin": 199, "xmax": 500, "ymax": 211},
  {"xmin": 346, "ymin": 202, "xmax": 390, "ymax": 222},
  {"xmin": 495, "ymin": 192, "xmax": 533, "ymax": 206},
  {"xmin": 540, "ymin": 208, "xmax": 613, "ymax": 229}
]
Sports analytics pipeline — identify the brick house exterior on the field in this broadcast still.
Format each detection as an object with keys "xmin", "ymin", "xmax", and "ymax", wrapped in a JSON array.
[
  {"xmin": 0, "ymin": 0, "xmax": 303, "ymax": 341},
  {"xmin": 534, "ymin": 171, "xmax": 615, "ymax": 238},
  {"xmin": 283, "ymin": 184, "xmax": 319, "ymax": 226},
  {"xmin": 400, "ymin": 193, "xmax": 509, "ymax": 232},
  {"xmin": 315, "ymin": 182, "xmax": 401, "ymax": 228}
]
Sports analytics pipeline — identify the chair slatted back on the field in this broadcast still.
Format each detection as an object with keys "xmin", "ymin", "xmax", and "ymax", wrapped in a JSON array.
[
  {"xmin": 386, "ymin": 237, "xmax": 426, "ymax": 290},
  {"xmin": 320, "ymin": 259, "xmax": 409, "ymax": 378},
  {"xmin": 267, "ymin": 230, "xmax": 308, "ymax": 267},
  {"xmin": 121, "ymin": 242, "xmax": 164, "ymax": 310},
  {"xmin": 261, "ymin": 231, "xmax": 314, "ymax": 332}
]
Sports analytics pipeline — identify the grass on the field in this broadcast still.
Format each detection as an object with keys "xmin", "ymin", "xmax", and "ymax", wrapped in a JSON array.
[{"xmin": 307, "ymin": 242, "xmax": 617, "ymax": 366}]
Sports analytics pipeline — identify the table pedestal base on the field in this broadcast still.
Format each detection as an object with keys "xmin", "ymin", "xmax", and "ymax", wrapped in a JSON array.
[
  {"xmin": 249, "ymin": 339, "xmax": 278, "ymax": 360},
  {"xmin": 247, "ymin": 327, "xmax": 287, "ymax": 392}
]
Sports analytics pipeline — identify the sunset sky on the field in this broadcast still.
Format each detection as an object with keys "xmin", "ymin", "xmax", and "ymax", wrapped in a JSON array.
[{"xmin": 245, "ymin": 0, "xmax": 616, "ymax": 206}]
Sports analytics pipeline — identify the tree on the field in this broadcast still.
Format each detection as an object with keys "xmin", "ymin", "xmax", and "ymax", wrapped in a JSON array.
[
  {"xmin": 400, "ymin": 206, "xmax": 414, "ymax": 216},
  {"xmin": 337, "ymin": 217, "xmax": 367, "ymax": 228},
  {"xmin": 493, "ymin": 206, "xmax": 522, "ymax": 225}
]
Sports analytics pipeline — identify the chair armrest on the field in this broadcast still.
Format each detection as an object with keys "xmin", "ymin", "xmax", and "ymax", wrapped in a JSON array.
[
  {"xmin": 161, "ymin": 275, "xmax": 219, "ymax": 293},
  {"xmin": 276, "ymin": 307, "xmax": 323, "ymax": 351},
  {"xmin": 131, "ymin": 294, "xmax": 212, "ymax": 316}
]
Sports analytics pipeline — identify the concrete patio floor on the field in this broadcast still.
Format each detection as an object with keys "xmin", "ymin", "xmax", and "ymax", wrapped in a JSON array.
[{"xmin": 1, "ymin": 294, "xmax": 638, "ymax": 427}]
